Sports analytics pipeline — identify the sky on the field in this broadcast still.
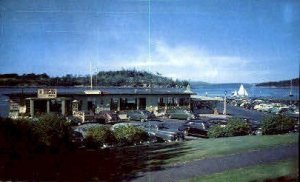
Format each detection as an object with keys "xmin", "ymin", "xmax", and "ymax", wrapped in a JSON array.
[{"xmin": 0, "ymin": 0, "xmax": 299, "ymax": 83}]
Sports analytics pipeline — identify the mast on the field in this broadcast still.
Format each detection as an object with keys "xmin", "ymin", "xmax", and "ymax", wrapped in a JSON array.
[
  {"xmin": 90, "ymin": 62, "xmax": 93, "ymax": 89},
  {"xmin": 289, "ymin": 80, "xmax": 293, "ymax": 96}
]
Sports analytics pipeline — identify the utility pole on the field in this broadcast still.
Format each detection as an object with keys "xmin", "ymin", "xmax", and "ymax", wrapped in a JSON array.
[
  {"xmin": 223, "ymin": 91, "xmax": 227, "ymax": 115},
  {"xmin": 95, "ymin": 67, "xmax": 98, "ymax": 88},
  {"xmin": 90, "ymin": 62, "xmax": 93, "ymax": 89}
]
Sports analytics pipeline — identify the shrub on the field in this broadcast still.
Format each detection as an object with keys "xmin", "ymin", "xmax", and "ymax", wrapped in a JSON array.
[
  {"xmin": 113, "ymin": 125, "xmax": 148, "ymax": 145},
  {"xmin": 0, "ymin": 117, "xmax": 39, "ymax": 155},
  {"xmin": 226, "ymin": 118, "xmax": 250, "ymax": 137},
  {"xmin": 32, "ymin": 114, "xmax": 72, "ymax": 149},
  {"xmin": 208, "ymin": 117, "xmax": 251, "ymax": 138},
  {"xmin": 208, "ymin": 125, "xmax": 227, "ymax": 138},
  {"xmin": 85, "ymin": 126, "xmax": 116, "ymax": 148},
  {"xmin": 261, "ymin": 115, "xmax": 294, "ymax": 135}
]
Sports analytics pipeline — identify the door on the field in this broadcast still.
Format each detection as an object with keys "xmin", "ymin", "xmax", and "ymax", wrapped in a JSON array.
[{"xmin": 139, "ymin": 98, "xmax": 146, "ymax": 110}]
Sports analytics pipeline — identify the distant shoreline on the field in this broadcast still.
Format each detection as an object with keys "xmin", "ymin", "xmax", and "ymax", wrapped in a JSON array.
[{"xmin": 255, "ymin": 78, "xmax": 299, "ymax": 88}]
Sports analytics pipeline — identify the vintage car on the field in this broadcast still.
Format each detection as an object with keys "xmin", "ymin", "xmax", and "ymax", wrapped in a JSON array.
[
  {"xmin": 95, "ymin": 111, "xmax": 120, "ymax": 123},
  {"xmin": 141, "ymin": 121, "xmax": 184, "ymax": 142},
  {"xmin": 126, "ymin": 110, "xmax": 148, "ymax": 121},
  {"xmin": 178, "ymin": 120, "xmax": 209, "ymax": 138},
  {"xmin": 166, "ymin": 109, "xmax": 195, "ymax": 120}
]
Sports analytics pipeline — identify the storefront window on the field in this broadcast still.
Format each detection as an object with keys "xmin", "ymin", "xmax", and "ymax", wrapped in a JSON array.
[{"xmin": 120, "ymin": 98, "xmax": 137, "ymax": 110}]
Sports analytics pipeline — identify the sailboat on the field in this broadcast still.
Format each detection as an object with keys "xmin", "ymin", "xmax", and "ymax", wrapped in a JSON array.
[
  {"xmin": 289, "ymin": 80, "xmax": 293, "ymax": 97},
  {"xmin": 237, "ymin": 84, "xmax": 248, "ymax": 97},
  {"xmin": 232, "ymin": 90, "xmax": 238, "ymax": 97}
]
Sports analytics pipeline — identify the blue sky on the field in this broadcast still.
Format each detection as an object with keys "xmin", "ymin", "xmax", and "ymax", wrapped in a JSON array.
[{"xmin": 0, "ymin": 0, "xmax": 299, "ymax": 83}]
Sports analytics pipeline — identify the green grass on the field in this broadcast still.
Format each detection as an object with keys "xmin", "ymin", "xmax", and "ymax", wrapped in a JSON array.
[
  {"xmin": 160, "ymin": 133, "xmax": 299, "ymax": 165},
  {"xmin": 183, "ymin": 159, "xmax": 298, "ymax": 182}
]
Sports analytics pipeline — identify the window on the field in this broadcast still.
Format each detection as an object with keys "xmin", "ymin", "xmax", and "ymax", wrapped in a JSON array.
[{"xmin": 158, "ymin": 97, "xmax": 165, "ymax": 107}]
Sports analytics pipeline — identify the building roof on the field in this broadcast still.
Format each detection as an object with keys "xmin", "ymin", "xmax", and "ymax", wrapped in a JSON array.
[
  {"xmin": 191, "ymin": 95, "xmax": 223, "ymax": 101},
  {"xmin": 4, "ymin": 87, "xmax": 195, "ymax": 98}
]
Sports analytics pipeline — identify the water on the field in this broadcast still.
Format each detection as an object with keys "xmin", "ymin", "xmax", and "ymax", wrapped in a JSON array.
[
  {"xmin": 0, "ymin": 84, "xmax": 298, "ymax": 117},
  {"xmin": 191, "ymin": 83, "xmax": 299, "ymax": 100}
]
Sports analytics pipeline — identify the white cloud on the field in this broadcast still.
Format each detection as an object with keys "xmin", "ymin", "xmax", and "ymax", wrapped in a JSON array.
[{"xmin": 106, "ymin": 40, "xmax": 270, "ymax": 83}]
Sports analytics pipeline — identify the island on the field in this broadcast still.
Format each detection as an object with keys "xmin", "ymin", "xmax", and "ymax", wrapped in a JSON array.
[
  {"xmin": 256, "ymin": 78, "xmax": 299, "ymax": 87},
  {"xmin": 0, "ymin": 70, "xmax": 189, "ymax": 88}
]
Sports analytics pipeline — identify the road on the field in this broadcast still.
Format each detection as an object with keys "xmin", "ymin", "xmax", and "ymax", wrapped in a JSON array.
[{"xmin": 132, "ymin": 144, "xmax": 298, "ymax": 182}]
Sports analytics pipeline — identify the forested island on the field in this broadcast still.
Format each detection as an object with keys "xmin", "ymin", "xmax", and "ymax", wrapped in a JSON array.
[
  {"xmin": 0, "ymin": 70, "xmax": 189, "ymax": 88},
  {"xmin": 256, "ymin": 78, "xmax": 299, "ymax": 87}
]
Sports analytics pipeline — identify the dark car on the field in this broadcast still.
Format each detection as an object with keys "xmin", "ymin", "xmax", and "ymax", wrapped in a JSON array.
[
  {"xmin": 178, "ymin": 120, "xmax": 209, "ymax": 138},
  {"xmin": 95, "ymin": 111, "xmax": 119, "ymax": 123},
  {"xmin": 205, "ymin": 118, "xmax": 228, "ymax": 127},
  {"xmin": 248, "ymin": 121, "xmax": 261, "ymax": 135},
  {"xmin": 141, "ymin": 121, "xmax": 184, "ymax": 142},
  {"xmin": 70, "ymin": 130, "xmax": 84, "ymax": 147}
]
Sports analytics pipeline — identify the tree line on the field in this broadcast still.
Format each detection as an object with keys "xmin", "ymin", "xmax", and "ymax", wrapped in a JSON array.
[
  {"xmin": 256, "ymin": 78, "xmax": 299, "ymax": 87},
  {"xmin": 0, "ymin": 70, "xmax": 189, "ymax": 88}
]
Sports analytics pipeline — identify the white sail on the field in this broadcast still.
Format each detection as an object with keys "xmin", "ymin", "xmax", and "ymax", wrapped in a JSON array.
[
  {"xmin": 244, "ymin": 89, "xmax": 248, "ymax": 96},
  {"xmin": 232, "ymin": 90, "xmax": 238, "ymax": 96},
  {"xmin": 238, "ymin": 84, "xmax": 248, "ymax": 97}
]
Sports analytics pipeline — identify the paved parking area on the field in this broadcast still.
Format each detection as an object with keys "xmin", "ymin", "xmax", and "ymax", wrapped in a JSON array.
[{"xmin": 216, "ymin": 103, "xmax": 271, "ymax": 121}]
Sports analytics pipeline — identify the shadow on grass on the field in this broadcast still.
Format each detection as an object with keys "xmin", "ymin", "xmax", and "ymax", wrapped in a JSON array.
[{"xmin": 0, "ymin": 142, "xmax": 192, "ymax": 181}]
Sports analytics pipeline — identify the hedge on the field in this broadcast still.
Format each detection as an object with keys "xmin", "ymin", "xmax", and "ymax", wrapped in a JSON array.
[
  {"xmin": 208, "ymin": 117, "xmax": 251, "ymax": 138},
  {"xmin": 113, "ymin": 125, "xmax": 149, "ymax": 145},
  {"xmin": 261, "ymin": 115, "xmax": 294, "ymax": 135},
  {"xmin": 85, "ymin": 126, "xmax": 116, "ymax": 148}
]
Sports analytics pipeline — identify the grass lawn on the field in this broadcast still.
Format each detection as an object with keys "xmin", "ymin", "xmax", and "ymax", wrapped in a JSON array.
[
  {"xmin": 160, "ymin": 133, "xmax": 299, "ymax": 165},
  {"xmin": 182, "ymin": 159, "xmax": 299, "ymax": 182},
  {"xmin": 0, "ymin": 133, "xmax": 298, "ymax": 180}
]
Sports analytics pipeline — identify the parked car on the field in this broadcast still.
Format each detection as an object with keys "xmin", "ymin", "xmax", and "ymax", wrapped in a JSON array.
[
  {"xmin": 178, "ymin": 120, "xmax": 209, "ymax": 138},
  {"xmin": 141, "ymin": 121, "xmax": 184, "ymax": 142},
  {"xmin": 70, "ymin": 130, "xmax": 84, "ymax": 146},
  {"xmin": 205, "ymin": 118, "xmax": 228, "ymax": 127},
  {"xmin": 127, "ymin": 110, "xmax": 148, "ymax": 121},
  {"xmin": 140, "ymin": 110, "xmax": 157, "ymax": 120},
  {"xmin": 67, "ymin": 116, "xmax": 82, "ymax": 126},
  {"xmin": 166, "ymin": 109, "xmax": 195, "ymax": 120},
  {"xmin": 95, "ymin": 111, "xmax": 120, "ymax": 123},
  {"xmin": 73, "ymin": 122, "xmax": 104, "ymax": 138},
  {"xmin": 244, "ymin": 119, "xmax": 261, "ymax": 135},
  {"xmin": 111, "ymin": 122, "xmax": 143, "ymax": 131}
]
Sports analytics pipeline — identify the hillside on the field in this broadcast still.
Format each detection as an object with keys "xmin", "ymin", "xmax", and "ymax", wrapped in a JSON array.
[
  {"xmin": 256, "ymin": 78, "xmax": 299, "ymax": 87},
  {"xmin": 0, "ymin": 70, "xmax": 189, "ymax": 88},
  {"xmin": 189, "ymin": 81, "xmax": 210, "ymax": 87}
]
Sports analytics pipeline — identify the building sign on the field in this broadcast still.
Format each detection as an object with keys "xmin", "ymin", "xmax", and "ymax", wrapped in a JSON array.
[{"xmin": 38, "ymin": 89, "xmax": 57, "ymax": 98}]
